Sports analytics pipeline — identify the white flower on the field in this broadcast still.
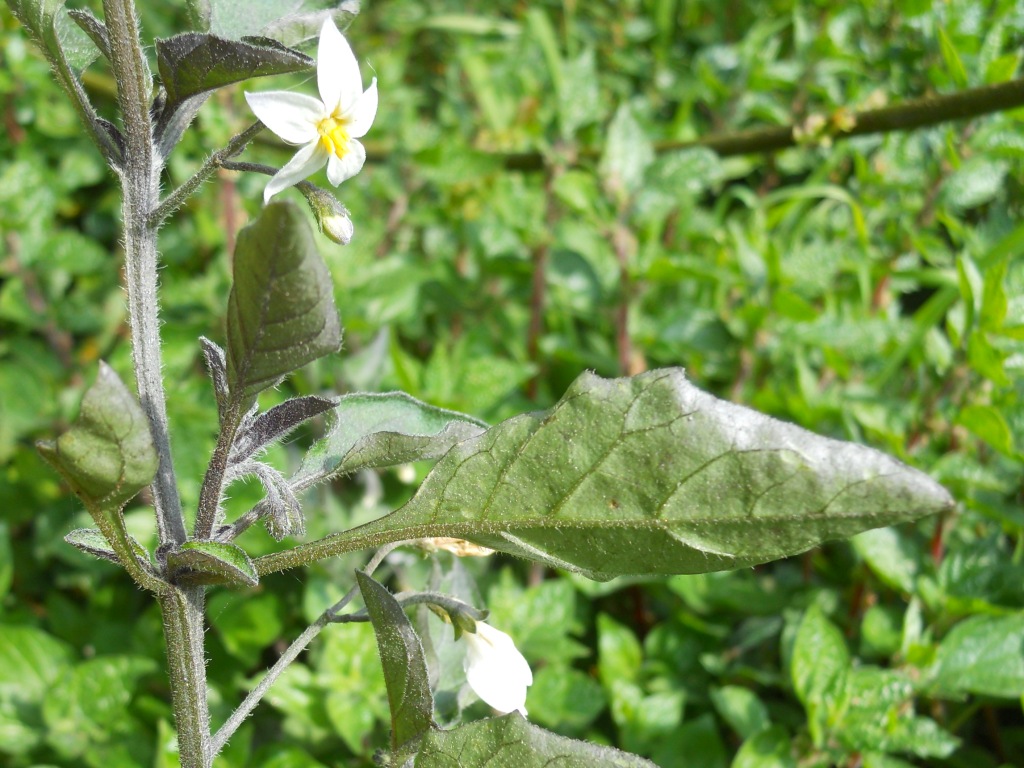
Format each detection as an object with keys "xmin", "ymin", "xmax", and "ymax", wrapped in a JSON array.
[
  {"xmin": 462, "ymin": 622, "xmax": 533, "ymax": 716},
  {"xmin": 245, "ymin": 18, "xmax": 377, "ymax": 203}
]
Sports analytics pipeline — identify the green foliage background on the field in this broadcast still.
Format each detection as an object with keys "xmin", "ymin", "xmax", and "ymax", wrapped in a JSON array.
[{"xmin": 2, "ymin": 0, "xmax": 1023, "ymax": 766}]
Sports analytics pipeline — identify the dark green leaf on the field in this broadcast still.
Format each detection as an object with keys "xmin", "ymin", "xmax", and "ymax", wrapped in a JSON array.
[
  {"xmin": 410, "ymin": 713, "xmax": 656, "ymax": 767},
  {"xmin": 37, "ymin": 363, "xmax": 160, "ymax": 590},
  {"xmin": 292, "ymin": 392, "xmax": 487, "ymax": 490},
  {"xmin": 930, "ymin": 614, "xmax": 1024, "ymax": 698},
  {"xmin": 282, "ymin": 370, "xmax": 953, "ymax": 580},
  {"xmin": 355, "ymin": 571, "xmax": 434, "ymax": 749},
  {"xmin": 226, "ymin": 201, "xmax": 341, "ymax": 408},
  {"xmin": 233, "ymin": 395, "xmax": 337, "ymax": 463},
  {"xmin": 166, "ymin": 541, "xmax": 258, "ymax": 587},
  {"xmin": 156, "ymin": 33, "xmax": 312, "ymax": 112},
  {"xmin": 206, "ymin": 0, "xmax": 359, "ymax": 46}
]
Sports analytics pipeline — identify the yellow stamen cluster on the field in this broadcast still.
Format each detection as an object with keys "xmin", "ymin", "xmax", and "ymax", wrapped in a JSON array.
[{"xmin": 317, "ymin": 115, "xmax": 350, "ymax": 157}]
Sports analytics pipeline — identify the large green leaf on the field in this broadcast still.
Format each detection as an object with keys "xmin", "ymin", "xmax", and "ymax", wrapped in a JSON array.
[
  {"xmin": 930, "ymin": 614, "xmax": 1024, "ymax": 698},
  {"xmin": 37, "ymin": 363, "xmax": 160, "ymax": 590},
  {"xmin": 195, "ymin": 0, "xmax": 359, "ymax": 47},
  {"xmin": 8, "ymin": 0, "xmax": 98, "ymax": 73},
  {"xmin": 226, "ymin": 201, "xmax": 341, "ymax": 408},
  {"xmin": 0, "ymin": 626, "xmax": 74, "ymax": 755},
  {"xmin": 408, "ymin": 713, "xmax": 656, "ymax": 767},
  {"xmin": 258, "ymin": 369, "xmax": 953, "ymax": 579},
  {"xmin": 292, "ymin": 392, "xmax": 487, "ymax": 490},
  {"xmin": 356, "ymin": 571, "xmax": 434, "ymax": 750},
  {"xmin": 156, "ymin": 33, "xmax": 312, "ymax": 113}
]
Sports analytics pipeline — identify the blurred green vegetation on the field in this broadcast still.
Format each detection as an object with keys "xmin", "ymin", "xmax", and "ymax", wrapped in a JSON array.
[{"xmin": 2, "ymin": 0, "xmax": 1024, "ymax": 766}]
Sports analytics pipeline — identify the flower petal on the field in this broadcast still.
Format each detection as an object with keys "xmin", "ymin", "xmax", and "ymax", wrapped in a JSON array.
[
  {"xmin": 343, "ymin": 78, "xmax": 377, "ymax": 139},
  {"xmin": 317, "ymin": 17, "xmax": 362, "ymax": 114},
  {"xmin": 462, "ymin": 623, "xmax": 532, "ymax": 716},
  {"xmin": 263, "ymin": 141, "xmax": 328, "ymax": 203},
  {"xmin": 245, "ymin": 91, "xmax": 323, "ymax": 145},
  {"xmin": 326, "ymin": 139, "xmax": 366, "ymax": 186}
]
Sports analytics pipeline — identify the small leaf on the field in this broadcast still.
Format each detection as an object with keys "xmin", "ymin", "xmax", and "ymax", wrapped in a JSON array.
[
  {"xmin": 930, "ymin": 614, "xmax": 1024, "ymax": 698},
  {"xmin": 792, "ymin": 606, "xmax": 848, "ymax": 747},
  {"xmin": 38, "ymin": 362, "xmax": 156, "ymax": 509},
  {"xmin": 38, "ymin": 363, "xmax": 160, "ymax": 590},
  {"xmin": 66, "ymin": 8, "xmax": 109, "ymax": 61},
  {"xmin": 65, "ymin": 527, "xmax": 148, "ymax": 566},
  {"xmin": 409, "ymin": 713, "xmax": 656, "ymax": 767},
  {"xmin": 156, "ymin": 33, "xmax": 312, "ymax": 113},
  {"xmin": 226, "ymin": 201, "xmax": 341, "ymax": 408},
  {"xmin": 937, "ymin": 26, "xmax": 969, "ymax": 88},
  {"xmin": 206, "ymin": 0, "xmax": 359, "ymax": 46},
  {"xmin": 292, "ymin": 392, "xmax": 487, "ymax": 490},
  {"xmin": 166, "ymin": 541, "xmax": 258, "ymax": 587},
  {"xmin": 8, "ymin": 0, "xmax": 99, "ymax": 73},
  {"xmin": 272, "ymin": 370, "xmax": 954, "ymax": 580},
  {"xmin": 957, "ymin": 403, "xmax": 1015, "ymax": 457},
  {"xmin": 240, "ymin": 460, "xmax": 304, "ymax": 540},
  {"xmin": 200, "ymin": 336, "xmax": 230, "ymax": 420},
  {"xmin": 599, "ymin": 104, "xmax": 653, "ymax": 198},
  {"xmin": 232, "ymin": 395, "xmax": 337, "ymax": 463},
  {"xmin": 355, "ymin": 571, "xmax": 434, "ymax": 749}
]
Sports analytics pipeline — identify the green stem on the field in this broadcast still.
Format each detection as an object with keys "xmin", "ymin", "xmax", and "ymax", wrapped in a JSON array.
[
  {"xmin": 210, "ymin": 543, "xmax": 405, "ymax": 755},
  {"xmin": 102, "ymin": 0, "xmax": 186, "ymax": 547},
  {"xmin": 160, "ymin": 586, "xmax": 211, "ymax": 768},
  {"xmin": 152, "ymin": 121, "xmax": 265, "ymax": 226},
  {"xmin": 194, "ymin": 403, "xmax": 242, "ymax": 540}
]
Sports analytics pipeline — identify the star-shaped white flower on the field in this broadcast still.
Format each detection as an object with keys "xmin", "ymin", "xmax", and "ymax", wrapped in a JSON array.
[
  {"xmin": 245, "ymin": 18, "xmax": 377, "ymax": 203},
  {"xmin": 462, "ymin": 622, "xmax": 533, "ymax": 716}
]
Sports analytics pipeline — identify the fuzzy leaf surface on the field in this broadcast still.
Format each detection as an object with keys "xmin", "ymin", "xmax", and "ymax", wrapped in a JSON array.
[
  {"xmin": 204, "ymin": 0, "xmax": 358, "ymax": 47},
  {"xmin": 226, "ymin": 201, "xmax": 341, "ymax": 408},
  {"xmin": 356, "ymin": 571, "xmax": 434, "ymax": 750},
  {"xmin": 261, "ymin": 370, "xmax": 953, "ymax": 579},
  {"xmin": 37, "ymin": 363, "xmax": 160, "ymax": 590},
  {"xmin": 409, "ymin": 713, "xmax": 656, "ymax": 767},
  {"xmin": 64, "ymin": 527, "xmax": 148, "ymax": 566},
  {"xmin": 233, "ymin": 395, "xmax": 337, "ymax": 463},
  {"xmin": 156, "ymin": 33, "xmax": 312, "ymax": 113},
  {"xmin": 292, "ymin": 392, "xmax": 487, "ymax": 490},
  {"xmin": 166, "ymin": 541, "xmax": 258, "ymax": 587}
]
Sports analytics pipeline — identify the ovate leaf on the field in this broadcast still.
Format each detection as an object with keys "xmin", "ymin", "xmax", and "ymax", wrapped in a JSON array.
[
  {"xmin": 293, "ymin": 392, "xmax": 487, "ymax": 490},
  {"xmin": 599, "ymin": 104, "xmax": 653, "ymax": 198},
  {"xmin": 38, "ymin": 363, "xmax": 160, "ymax": 590},
  {"xmin": 156, "ymin": 33, "xmax": 312, "ymax": 113},
  {"xmin": 792, "ymin": 606, "xmax": 848, "ymax": 747},
  {"xmin": 226, "ymin": 201, "xmax": 341, "ymax": 408},
  {"xmin": 356, "ymin": 571, "xmax": 434, "ymax": 750},
  {"xmin": 408, "ymin": 713, "xmax": 656, "ymax": 767},
  {"xmin": 261, "ymin": 370, "xmax": 953, "ymax": 579},
  {"xmin": 930, "ymin": 614, "xmax": 1024, "ymax": 698},
  {"xmin": 166, "ymin": 541, "xmax": 258, "ymax": 587}
]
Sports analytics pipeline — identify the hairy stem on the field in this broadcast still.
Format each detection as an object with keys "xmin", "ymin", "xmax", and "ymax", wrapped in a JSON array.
[
  {"xmin": 152, "ymin": 121, "xmax": 265, "ymax": 225},
  {"xmin": 210, "ymin": 543, "xmax": 406, "ymax": 755},
  {"xmin": 160, "ymin": 586, "xmax": 211, "ymax": 768},
  {"xmin": 194, "ymin": 403, "xmax": 242, "ymax": 540},
  {"xmin": 103, "ymin": 0, "xmax": 186, "ymax": 547}
]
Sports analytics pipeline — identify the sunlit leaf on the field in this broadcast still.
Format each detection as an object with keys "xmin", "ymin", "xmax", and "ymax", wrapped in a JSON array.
[
  {"xmin": 226, "ymin": 201, "xmax": 341, "ymax": 408},
  {"xmin": 260, "ymin": 370, "xmax": 953, "ymax": 579}
]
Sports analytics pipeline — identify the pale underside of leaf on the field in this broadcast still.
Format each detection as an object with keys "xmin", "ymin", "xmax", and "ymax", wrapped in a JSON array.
[{"xmin": 258, "ymin": 369, "xmax": 954, "ymax": 580}]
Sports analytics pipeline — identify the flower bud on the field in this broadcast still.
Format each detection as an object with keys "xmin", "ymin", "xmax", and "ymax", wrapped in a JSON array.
[
  {"xmin": 462, "ymin": 622, "xmax": 532, "ymax": 716},
  {"xmin": 299, "ymin": 183, "xmax": 354, "ymax": 245}
]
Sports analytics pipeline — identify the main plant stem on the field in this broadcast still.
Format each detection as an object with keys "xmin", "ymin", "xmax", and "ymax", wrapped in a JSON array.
[{"xmin": 103, "ymin": 1, "xmax": 208, "ymax": 766}]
